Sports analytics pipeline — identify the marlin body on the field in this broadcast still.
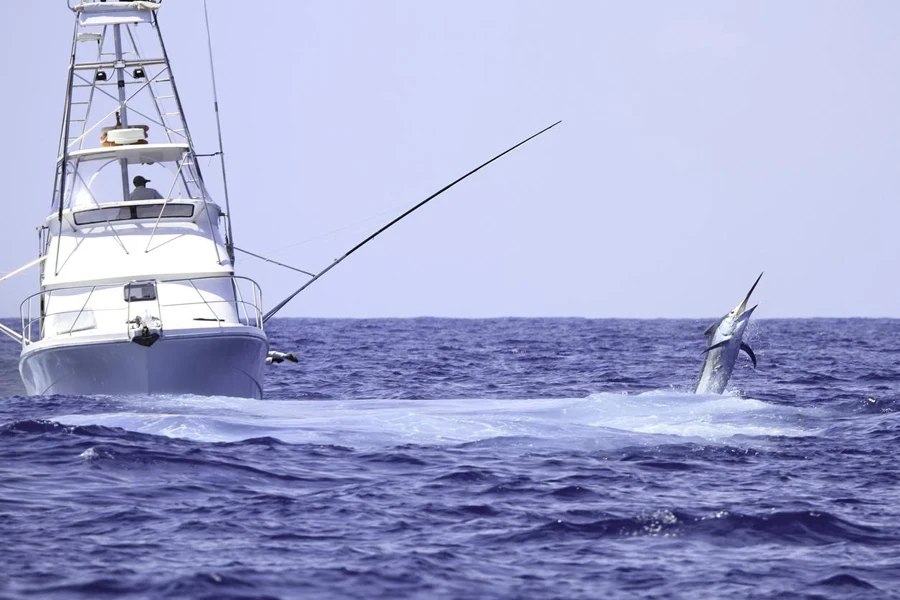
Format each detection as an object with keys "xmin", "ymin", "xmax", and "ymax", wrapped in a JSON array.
[{"xmin": 694, "ymin": 273, "xmax": 762, "ymax": 395}]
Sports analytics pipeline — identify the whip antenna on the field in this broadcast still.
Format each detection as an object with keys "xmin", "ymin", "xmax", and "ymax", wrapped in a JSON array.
[
  {"xmin": 203, "ymin": 0, "xmax": 235, "ymax": 262},
  {"xmin": 263, "ymin": 120, "xmax": 562, "ymax": 322}
]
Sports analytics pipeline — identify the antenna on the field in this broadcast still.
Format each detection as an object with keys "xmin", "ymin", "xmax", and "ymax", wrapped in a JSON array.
[{"xmin": 203, "ymin": 0, "xmax": 235, "ymax": 263}]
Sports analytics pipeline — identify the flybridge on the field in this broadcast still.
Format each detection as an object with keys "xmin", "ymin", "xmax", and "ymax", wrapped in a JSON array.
[
  {"xmin": 73, "ymin": 1, "xmax": 161, "ymax": 26},
  {"xmin": 42, "ymin": 0, "xmax": 237, "ymax": 286},
  {"xmin": 71, "ymin": 1, "xmax": 162, "ymax": 70},
  {"xmin": 62, "ymin": 143, "xmax": 191, "ymax": 166},
  {"xmin": 56, "ymin": 0, "xmax": 212, "ymax": 211}
]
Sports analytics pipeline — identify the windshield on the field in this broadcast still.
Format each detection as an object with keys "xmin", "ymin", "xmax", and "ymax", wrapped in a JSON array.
[{"xmin": 72, "ymin": 202, "xmax": 194, "ymax": 225}]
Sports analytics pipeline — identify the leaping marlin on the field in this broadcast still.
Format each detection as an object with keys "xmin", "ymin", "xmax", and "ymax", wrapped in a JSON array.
[{"xmin": 694, "ymin": 273, "xmax": 762, "ymax": 395}]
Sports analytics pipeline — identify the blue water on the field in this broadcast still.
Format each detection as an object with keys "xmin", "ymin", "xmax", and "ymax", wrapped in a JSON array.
[{"xmin": 2, "ymin": 318, "xmax": 900, "ymax": 599}]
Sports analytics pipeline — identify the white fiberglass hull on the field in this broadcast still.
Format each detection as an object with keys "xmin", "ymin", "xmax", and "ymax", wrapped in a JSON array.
[{"xmin": 19, "ymin": 328, "xmax": 268, "ymax": 399}]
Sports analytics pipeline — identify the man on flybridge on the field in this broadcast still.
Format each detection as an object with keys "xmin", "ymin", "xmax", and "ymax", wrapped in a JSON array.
[{"xmin": 129, "ymin": 175, "xmax": 163, "ymax": 200}]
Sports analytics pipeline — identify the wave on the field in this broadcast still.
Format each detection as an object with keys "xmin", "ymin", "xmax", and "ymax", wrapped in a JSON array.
[
  {"xmin": 0, "ymin": 418, "xmax": 135, "ymax": 439},
  {"xmin": 45, "ymin": 390, "xmax": 817, "ymax": 449},
  {"xmin": 495, "ymin": 509, "xmax": 895, "ymax": 546}
]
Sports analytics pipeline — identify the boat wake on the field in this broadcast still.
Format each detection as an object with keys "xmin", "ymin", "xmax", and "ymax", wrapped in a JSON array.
[{"xmin": 51, "ymin": 390, "xmax": 818, "ymax": 450}]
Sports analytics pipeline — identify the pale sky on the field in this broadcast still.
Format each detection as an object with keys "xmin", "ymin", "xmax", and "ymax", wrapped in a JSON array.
[{"xmin": 1, "ymin": 2, "xmax": 899, "ymax": 318}]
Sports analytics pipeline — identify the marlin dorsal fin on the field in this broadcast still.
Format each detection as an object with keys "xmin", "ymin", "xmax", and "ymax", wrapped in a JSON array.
[{"xmin": 740, "ymin": 342, "xmax": 757, "ymax": 368}]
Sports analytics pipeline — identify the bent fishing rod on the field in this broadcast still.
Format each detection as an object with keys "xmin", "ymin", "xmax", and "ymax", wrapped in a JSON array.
[{"xmin": 262, "ymin": 120, "xmax": 562, "ymax": 323}]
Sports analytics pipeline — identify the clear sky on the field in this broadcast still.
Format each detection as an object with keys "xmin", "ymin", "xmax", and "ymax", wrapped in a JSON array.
[{"xmin": 1, "ymin": 1, "xmax": 899, "ymax": 319}]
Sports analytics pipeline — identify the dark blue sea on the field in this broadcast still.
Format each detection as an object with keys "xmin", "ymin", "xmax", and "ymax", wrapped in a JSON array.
[{"xmin": 2, "ymin": 318, "xmax": 900, "ymax": 599}]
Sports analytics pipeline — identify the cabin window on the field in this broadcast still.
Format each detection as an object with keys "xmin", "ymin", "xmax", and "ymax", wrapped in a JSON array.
[
  {"xmin": 74, "ymin": 207, "xmax": 131, "ymax": 224},
  {"xmin": 124, "ymin": 281, "xmax": 157, "ymax": 302},
  {"xmin": 135, "ymin": 204, "xmax": 194, "ymax": 219},
  {"xmin": 74, "ymin": 203, "xmax": 194, "ymax": 225}
]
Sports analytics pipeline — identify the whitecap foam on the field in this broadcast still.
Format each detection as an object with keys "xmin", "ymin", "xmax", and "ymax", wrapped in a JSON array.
[{"xmin": 52, "ymin": 390, "xmax": 820, "ymax": 449}]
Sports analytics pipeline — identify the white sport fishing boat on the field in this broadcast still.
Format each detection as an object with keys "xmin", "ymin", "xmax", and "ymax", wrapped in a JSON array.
[
  {"xmin": 3, "ymin": 1, "xmax": 269, "ymax": 397},
  {"xmin": 0, "ymin": 1, "xmax": 560, "ymax": 399}
]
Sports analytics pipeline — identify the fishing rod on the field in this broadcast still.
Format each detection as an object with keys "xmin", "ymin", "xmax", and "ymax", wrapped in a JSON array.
[
  {"xmin": 262, "ymin": 120, "xmax": 561, "ymax": 323},
  {"xmin": 234, "ymin": 246, "xmax": 316, "ymax": 278}
]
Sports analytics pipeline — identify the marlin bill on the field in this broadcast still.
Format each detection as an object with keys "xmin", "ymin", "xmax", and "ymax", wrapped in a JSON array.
[{"xmin": 694, "ymin": 273, "xmax": 762, "ymax": 395}]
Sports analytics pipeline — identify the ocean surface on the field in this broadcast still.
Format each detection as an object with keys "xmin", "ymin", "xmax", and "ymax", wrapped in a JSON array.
[{"xmin": 2, "ymin": 318, "xmax": 900, "ymax": 599}]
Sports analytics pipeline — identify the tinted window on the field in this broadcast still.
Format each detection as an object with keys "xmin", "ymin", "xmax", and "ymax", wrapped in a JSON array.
[
  {"xmin": 135, "ymin": 204, "xmax": 194, "ymax": 219},
  {"xmin": 124, "ymin": 282, "xmax": 157, "ymax": 302},
  {"xmin": 73, "ymin": 207, "xmax": 132, "ymax": 225},
  {"xmin": 74, "ymin": 203, "xmax": 194, "ymax": 225}
]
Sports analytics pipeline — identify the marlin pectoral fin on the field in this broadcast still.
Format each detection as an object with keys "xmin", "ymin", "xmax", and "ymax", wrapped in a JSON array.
[
  {"xmin": 702, "ymin": 340, "xmax": 729, "ymax": 354},
  {"xmin": 740, "ymin": 342, "xmax": 757, "ymax": 368}
]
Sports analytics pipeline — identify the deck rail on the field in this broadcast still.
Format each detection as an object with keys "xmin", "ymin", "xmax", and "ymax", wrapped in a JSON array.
[{"xmin": 19, "ymin": 275, "xmax": 263, "ymax": 346}]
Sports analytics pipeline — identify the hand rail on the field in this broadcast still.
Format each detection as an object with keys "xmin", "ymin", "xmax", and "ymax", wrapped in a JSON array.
[
  {"xmin": 144, "ymin": 155, "xmax": 189, "ymax": 252},
  {"xmin": 67, "ymin": 285, "xmax": 96, "ymax": 335},
  {"xmin": 188, "ymin": 279, "xmax": 221, "ymax": 325},
  {"xmin": 22, "ymin": 299, "xmax": 263, "ymax": 338},
  {"xmin": 19, "ymin": 274, "xmax": 264, "ymax": 343}
]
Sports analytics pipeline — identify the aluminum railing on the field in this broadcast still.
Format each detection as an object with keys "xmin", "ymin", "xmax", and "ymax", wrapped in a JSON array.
[{"xmin": 19, "ymin": 275, "xmax": 263, "ymax": 346}]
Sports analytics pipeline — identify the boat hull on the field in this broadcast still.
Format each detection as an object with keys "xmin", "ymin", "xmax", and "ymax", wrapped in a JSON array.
[{"xmin": 19, "ymin": 328, "xmax": 268, "ymax": 398}]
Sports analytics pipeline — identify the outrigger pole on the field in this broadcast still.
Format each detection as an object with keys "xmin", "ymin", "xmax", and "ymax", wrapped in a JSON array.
[
  {"xmin": 203, "ymin": 0, "xmax": 235, "ymax": 263},
  {"xmin": 262, "ymin": 120, "xmax": 562, "ymax": 323},
  {"xmin": 0, "ymin": 255, "xmax": 48, "ymax": 343},
  {"xmin": 54, "ymin": 19, "xmax": 80, "ymax": 277}
]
